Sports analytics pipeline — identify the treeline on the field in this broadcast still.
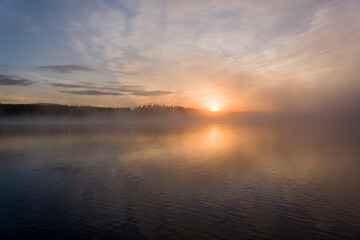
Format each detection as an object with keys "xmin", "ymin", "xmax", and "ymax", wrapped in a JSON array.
[
  {"xmin": 0, "ymin": 103, "xmax": 196, "ymax": 117},
  {"xmin": 134, "ymin": 104, "xmax": 195, "ymax": 115}
]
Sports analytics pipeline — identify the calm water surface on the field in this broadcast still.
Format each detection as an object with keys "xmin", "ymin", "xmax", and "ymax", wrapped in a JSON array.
[{"xmin": 0, "ymin": 123, "xmax": 359, "ymax": 239}]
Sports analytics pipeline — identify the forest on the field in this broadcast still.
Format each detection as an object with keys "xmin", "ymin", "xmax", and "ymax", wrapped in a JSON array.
[{"xmin": 0, "ymin": 103, "xmax": 197, "ymax": 117}]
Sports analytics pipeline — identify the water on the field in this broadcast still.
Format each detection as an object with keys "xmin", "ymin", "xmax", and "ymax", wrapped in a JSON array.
[{"xmin": 0, "ymin": 123, "xmax": 359, "ymax": 239}]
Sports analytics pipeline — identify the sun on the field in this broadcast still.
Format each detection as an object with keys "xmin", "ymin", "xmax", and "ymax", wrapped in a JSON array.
[{"xmin": 210, "ymin": 106, "xmax": 218, "ymax": 112}]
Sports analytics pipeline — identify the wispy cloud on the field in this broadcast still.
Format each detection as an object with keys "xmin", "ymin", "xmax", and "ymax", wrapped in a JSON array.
[
  {"xmin": 1, "ymin": 0, "xmax": 360, "ymax": 111},
  {"xmin": 50, "ymin": 82, "xmax": 99, "ymax": 89},
  {"xmin": 69, "ymin": 0, "xmax": 360, "ymax": 111},
  {"xmin": 37, "ymin": 65, "xmax": 96, "ymax": 73},
  {"xmin": 60, "ymin": 90, "xmax": 122, "ymax": 96},
  {"xmin": 131, "ymin": 90, "xmax": 173, "ymax": 96},
  {"xmin": 0, "ymin": 74, "xmax": 35, "ymax": 86},
  {"xmin": 50, "ymin": 80, "xmax": 173, "ymax": 97}
]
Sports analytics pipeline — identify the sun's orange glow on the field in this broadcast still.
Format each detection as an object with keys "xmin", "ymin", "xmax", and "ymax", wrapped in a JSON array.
[{"xmin": 210, "ymin": 106, "xmax": 218, "ymax": 111}]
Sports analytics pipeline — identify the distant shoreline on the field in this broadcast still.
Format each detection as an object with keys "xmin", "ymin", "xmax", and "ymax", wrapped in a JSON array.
[
  {"xmin": 0, "ymin": 103, "xmax": 198, "ymax": 118},
  {"xmin": 0, "ymin": 103, "xmax": 359, "ymax": 125}
]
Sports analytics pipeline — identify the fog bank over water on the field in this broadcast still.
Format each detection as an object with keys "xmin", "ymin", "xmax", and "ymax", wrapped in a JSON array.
[{"xmin": 0, "ymin": 103, "xmax": 359, "ymax": 126}]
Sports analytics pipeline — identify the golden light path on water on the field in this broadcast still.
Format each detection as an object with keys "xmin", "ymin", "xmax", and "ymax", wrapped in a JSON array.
[{"xmin": 0, "ymin": 123, "xmax": 359, "ymax": 239}]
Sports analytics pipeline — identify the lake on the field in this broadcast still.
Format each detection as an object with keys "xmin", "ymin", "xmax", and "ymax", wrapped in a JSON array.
[{"xmin": 0, "ymin": 123, "xmax": 359, "ymax": 239}]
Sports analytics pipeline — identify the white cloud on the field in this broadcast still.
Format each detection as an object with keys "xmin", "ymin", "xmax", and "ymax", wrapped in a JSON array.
[{"xmin": 64, "ymin": 0, "xmax": 360, "ymax": 111}]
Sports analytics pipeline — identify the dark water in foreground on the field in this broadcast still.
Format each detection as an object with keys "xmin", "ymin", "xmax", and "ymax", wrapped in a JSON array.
[{"xmin": 0, "ymin": 123, "xmax": 359, "ymax": 240}]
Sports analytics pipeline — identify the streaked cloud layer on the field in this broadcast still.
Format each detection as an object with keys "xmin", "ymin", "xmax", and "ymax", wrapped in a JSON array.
[
  {"xmin": 0, "ymin": 74, "xmax": 34, "ymax": 86},
  {"xmin": 0, "ymin": 0, "xmax": 359, "ymax": 113},
  {"xmin": 36, "ymin": 65, "xmax": 96, "ymax": 74}
]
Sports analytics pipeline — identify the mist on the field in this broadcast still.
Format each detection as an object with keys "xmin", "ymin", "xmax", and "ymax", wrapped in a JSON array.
[
  {"xmin": 1, "ymin": 102, "xmax": 359, "ymax": 128},
  {"xmin": 1, "ymin": 1, "xmax": 360, "ymax": 238}
]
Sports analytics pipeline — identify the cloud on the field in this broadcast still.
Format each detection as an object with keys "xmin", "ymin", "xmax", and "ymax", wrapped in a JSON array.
[
  {"xmin": 0, "ymin": 74, "xmax": 35, "ymax": 86},
  {"xmin": 50, "ymin": 80, "xmax": 173, "ymax": 96},
  {"xmin": 2, "ymin": 1, "xmax": 359, "ymax": 112},
  {"xmin": 131, "ymin": 90, "xmax": 173, "ymax": 96},
  {"xmin": 63, "ymin": 0, "xmax": 360, "ymax": 111},
  {"xmin": 37, "ymin": 65, "xmax": 96, "ymax": 73},
  {"xmin": 112, "ymin": 85, "xmax": 144, "ymax": 93},
  {"xmin": 50, "ymin": 82, "xmax": 98, "ymax": 89},
  {"xmin": 50, "ymin": 82, "xmax": 141, "ymax": 92},
  {"xmin": 60, "ymin": 90, "xmax": 122, "ymax": 96}
]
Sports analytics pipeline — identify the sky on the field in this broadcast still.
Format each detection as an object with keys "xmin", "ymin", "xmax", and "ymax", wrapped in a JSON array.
[{"xmin": 0, "ymin": 0, "xmax": 360, "ymax": 113}]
